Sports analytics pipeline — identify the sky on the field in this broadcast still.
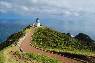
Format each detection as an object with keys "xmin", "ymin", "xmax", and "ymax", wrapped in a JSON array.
[
  {"xmin": 1, "ymin": 0, "xmax": 95, "ymax": 17},
  {"xmin": 0, "ymin": 0, "xmax": 95, "ymax": 39}
]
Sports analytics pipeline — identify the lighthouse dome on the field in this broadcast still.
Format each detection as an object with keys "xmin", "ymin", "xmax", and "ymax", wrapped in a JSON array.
[{"xmin": 36, "ymin": 18, "xmax": 41, "ymax": 27}]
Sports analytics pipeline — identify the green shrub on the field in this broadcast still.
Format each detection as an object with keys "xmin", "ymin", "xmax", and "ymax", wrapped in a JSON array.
[
  {"xmin": 24, "ymin": 53, "xmax": 61, "ymax": 63},
  {"xmin": 0, "ymin": 29, "xmax": 25, "ymax": 50},
  {"xmin": 32, "ymin": 27, "xmax": 95, "ymax": 56},
  {"xmin": 0, "ymin": 51, "xmax": 4, "ymax": 63}
]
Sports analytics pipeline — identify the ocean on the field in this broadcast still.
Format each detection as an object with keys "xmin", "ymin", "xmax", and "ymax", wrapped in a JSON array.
[
  {"xmin": 0, "ymin": 18, "xmax": 95, "ymax": 42},
  {"xmin": 0, "ymin": 19, "xmax": 31, "ymax": 42}
]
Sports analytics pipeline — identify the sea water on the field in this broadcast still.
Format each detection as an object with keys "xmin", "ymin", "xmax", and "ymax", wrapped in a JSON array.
[{"xmin": 0, "ymin": 18, "xmax": 95, "ymax": 42}]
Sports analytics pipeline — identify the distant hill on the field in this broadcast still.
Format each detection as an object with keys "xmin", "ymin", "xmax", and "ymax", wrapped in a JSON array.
[{"xmin": 75, "ymin": 33, "xmax": 95, "ymax": 49}]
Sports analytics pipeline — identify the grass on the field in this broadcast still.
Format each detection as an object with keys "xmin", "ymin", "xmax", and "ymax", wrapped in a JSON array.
[
  {"xmin": 0, "ymin": 29, "xmax": 25, "ymax": 51},
  {"xmin": 24, "ymin": 53, "xmax": 62, "ymax": 63},
  {"xmin": 0, "ymin": 50, "xmax": 4, "ymax": 63},
  {"xmin": 0, "ymin": 25, "xmax": 32, "ymax": 51},
  {"xmin": 0, "ymin": 26, "xmax": 62, "ymax": 63},
  {"xmin": 0, "ymin": 45, "xmax": 61, "ymax": 63},
  {"xmin": 6, "ymin": 46, "xmax": 36, "ymax": 63},
  {"xmin": 32, "ymin": 27, "xmax": 95, "ymax": 56},
  {"xmin": 0, "ymin": 45, "xmax": 19, "ymax": 63},
  {"xmin": 0, "ymin": 26, "xmax": 29, "ymax": 63}
]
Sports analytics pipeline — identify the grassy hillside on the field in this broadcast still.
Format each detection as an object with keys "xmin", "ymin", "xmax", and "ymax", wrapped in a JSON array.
[
  {"xmin": 32, "ymin": 27, "xmax": 95, "ymax": 56},
  {"xmin": 0, "ymin": 25, "xmax": 95, "ymax": 63},
  {"xmin": 0, "ymin": 29, "xmax": 25, "ymax": 51},
  {"xmin": 24, "ymin": 52, "xmax": 61, "ymax": 63},
  {"xmin": 0, "ymin": 45, "xmax": 61, "ymax": 63},
  {"xmin": 0, "ymin": 25, "xmax": 32, "ymax": 51},
  {"xmin": 0, "ymin": 26, "xmax": 61, "ymax": 63}
]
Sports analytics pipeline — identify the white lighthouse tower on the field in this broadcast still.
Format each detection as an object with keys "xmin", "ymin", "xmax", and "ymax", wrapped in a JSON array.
[
  {"xmin": 32, "ymin": 18, "xmax": 41, "ymax": 27},
  {"xmin": 35, "ymin": 18, "xmax": 41, "ymax": 27}
]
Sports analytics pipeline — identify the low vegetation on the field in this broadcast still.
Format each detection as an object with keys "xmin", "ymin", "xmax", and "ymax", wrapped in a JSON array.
[
  {"xmin": 24, "ymin": 53, "xmax": 61, "ymax": 63},
  {"xmin": 32, "ymin": 27, "xmax": 95, "ymax": 56},
  {"xmin": 0, "ymin": 30, "xmax": 25, "ymax": 50},
  {"xmin": 0, "ymin": 26, "xmax": 61, "ymax": 63},
  {"xmin": 75, "ymin": 33, "xmax": 95, "ymax": 51},
  {"xmin": 0, "ymin": 45, "xmax": 61, "ymax": 63},
  {"xmin": 0, "ymin": 25, "xmax": 31, "ymax": 50},
  {"xmin": 0, "ymin": 25, "xmax": 95, "ymax": 63},
  {"xmin": 0, "ymin": 51, "xmax": 4, "ymax": 63}
]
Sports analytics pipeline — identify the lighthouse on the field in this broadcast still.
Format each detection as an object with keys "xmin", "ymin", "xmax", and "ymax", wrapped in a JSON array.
[
  {"xmin": 32, "ymin": 18, "xmax": 41, "ymax": 27},
  {"xmin": 35, "ymin": 18, "xmax": 41, "ymax": 27}
]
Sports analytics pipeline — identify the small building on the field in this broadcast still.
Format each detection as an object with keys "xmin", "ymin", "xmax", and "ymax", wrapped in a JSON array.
[
  {"xmin": 32, "ymin": 18, "xmax": 41, "ymax": 27},
  {"xmin": 35, "ymin": 18, "xmax": 41, "ymax": 27},
  {"xmin": 71, "ymin": 35, "xmax": 75, "ymax": 38}
]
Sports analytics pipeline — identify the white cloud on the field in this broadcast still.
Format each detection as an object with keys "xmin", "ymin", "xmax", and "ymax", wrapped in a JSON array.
[
  {"xmin": 21, "ymin": 6, "xmax": 29, "ymax": 11},
  {"xmin": 0, "ymin": 1, "xmax": 12, "ymax": 8},
  {"xmin": 64, "ymin": 11, "xmax": 72, "ymax": 16},
  {"xmin": 74, "ymin": 12, "xmax": 80, "ymax": 16},
  {"xmin": 0, "ymin": 9, "xmax": 7, "ymax": 13},
  {"xmin": 0, "ymin": 0, "xmax": 95, "ymax": 17},
  {"xmin": 31, "ymin": 0, "xmax": 38, "ymax": 3}
]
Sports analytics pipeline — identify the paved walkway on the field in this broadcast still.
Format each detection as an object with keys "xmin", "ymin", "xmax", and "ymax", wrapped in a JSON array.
[{"xmin": 19, "ymin": 27, "xmax": 81, "ymax": 63}]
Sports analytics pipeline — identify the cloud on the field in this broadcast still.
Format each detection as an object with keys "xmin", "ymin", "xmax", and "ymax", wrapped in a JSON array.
[
  {"xmin": 64, "ymin": 11, "xmax": 72, "ymax": 16},
  {"xmin": 0, "ymin": 1, "xmax": 12, "ymax": 13},
  {"xmin": 20, "ymin": 6, "xmax": 29, "ymax": 11},
  {"xmin": 0, "ymin": 9, "xmax": 7, "ymax": 13},
  {"xmin": 0, "ymin": 0, "xmax": 95, "ymax": 39},
  {"xmin": 73, "ymin": 12, "xmax": 80, "ymax": 16},
  {"xmin": 0, "ymin": 0, "xmax": 95, "ymax": 17},
  {"xmin": 0, "ymin": 1, "xmax": 12, "ymax": 8}
]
